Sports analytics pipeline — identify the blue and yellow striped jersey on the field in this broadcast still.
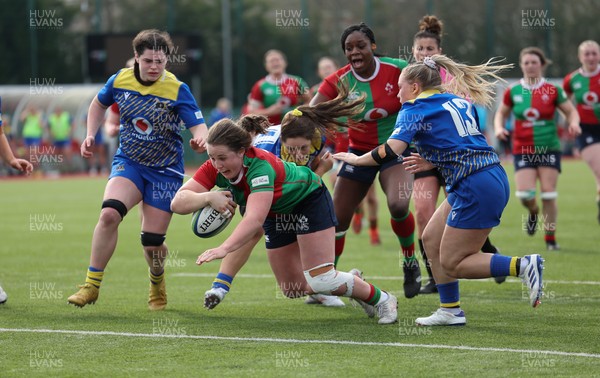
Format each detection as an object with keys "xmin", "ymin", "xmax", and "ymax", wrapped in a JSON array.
[
  {"xmin": 390, "ymin": 90, "xmax": 499, "ymax": 190},
  {"xmin": 98, "ymin": 68, "xmax": 204, "ymax": 169}
]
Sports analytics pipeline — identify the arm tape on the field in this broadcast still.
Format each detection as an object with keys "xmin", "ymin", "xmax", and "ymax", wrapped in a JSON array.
[{"xmin": 370, "ymin": 143, "xmax": 399, "ymax": 165}]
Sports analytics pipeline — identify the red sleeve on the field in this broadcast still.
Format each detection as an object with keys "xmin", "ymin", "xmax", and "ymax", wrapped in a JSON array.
[
  {"xmin": 562, "ymin": 73, "xmax": 573, "ymax": 96},
  {"xmin": 192, "ymin": 160, "xmax": 218, "ymax": 190},
  {"xmin": 318, "ymin": 72, "xmax": 341, "ymax": 100},
  {"xmin": 249, "ymin": 80, "xmax": 264, "ymax": 103},
  {"xmin": 502, "ymin": 88, "xmax": 513, "ymax": 107}
]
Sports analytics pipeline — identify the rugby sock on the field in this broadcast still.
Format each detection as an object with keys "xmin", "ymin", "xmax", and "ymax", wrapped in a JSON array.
[
  {"xmin": 438, "ymin": 281, "xmax": 460, "ymax": 312},
  {"xmin": 334, "ymin": 232, "xmax": 346, "ymax": 267},
  {"xmin": 212, "ymin": 272, "xmax": 234, "ymax": 292},
  {"xmin": 369, "ymin": 219, "xmax": 378, "ymax": 232},
  {"xmin": 369, "ymin": 219, "xmax": 380, "ymax": 245},
  {"xmin": 85, "ymin": 266, "xmax": 104, "ymax": 288},
  {"xmin": 481, "ymin": 237, "xmax": 498, "ymax": 254},
  {"xmin": 391, "ymin": 212, "xmax": 415, "ymax": 264},
  {"xmin": 365, "ymin": 283, "xmax": 389, "ymax": 306},
  {"xmin": 149, "ymin": 270, "xmax": 164, "ymax": 285},
  {"xmin": 490, "ymin": 254, "xmax": 518, "ymax": 277},
  {"xmin": 544, "ymin": 230, "xmax": 556, "ymax": 245}
]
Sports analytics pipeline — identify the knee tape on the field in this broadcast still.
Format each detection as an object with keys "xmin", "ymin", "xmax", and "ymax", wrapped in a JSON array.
[
  {"xmin": 540, "ymin": 191, "xmax": 558, "ymax": 200},
  {"xmin": 141, "ymin": 231, "xmax": 166, "ymax": 247},
  {"xmin": 304, "ymin": 264, "xmax": 355, "ymax": 297},
  {"xmin": 515, "ymin": 189, "xmax": 536, "ymax": 201},
  {"xmin": 102, "ymin": 199, "xmax": 128, "ymax": 220}
]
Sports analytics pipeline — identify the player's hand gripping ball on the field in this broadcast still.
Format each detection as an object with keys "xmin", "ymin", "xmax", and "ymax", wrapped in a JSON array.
[{"xmin": 191, "ymin": 189, "xmax": 235, "ymax": 238}]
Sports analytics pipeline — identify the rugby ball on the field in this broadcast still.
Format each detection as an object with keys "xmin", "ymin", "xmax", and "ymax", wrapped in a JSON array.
[
  {"xmin": 191, "ymin": 205, "xmax": 232, "ymax": 238},
  {"xmin": 191, "ymin": 189, "xmax": 235, "ymax": 238}
]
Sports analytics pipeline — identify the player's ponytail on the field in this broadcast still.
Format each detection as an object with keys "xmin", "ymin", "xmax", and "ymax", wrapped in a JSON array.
[
  {"xmin": 402, "ymin": 55, "xmax": 513, "ymax": 107},
  {"xmin": 239, "ymin": 114, "xmax": 271, "ymax": 137},
  {"xmin": 280, "ymin": 81, "xmax": 364, "ymax": 142}
]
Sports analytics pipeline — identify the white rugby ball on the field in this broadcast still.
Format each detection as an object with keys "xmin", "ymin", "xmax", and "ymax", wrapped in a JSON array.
[{"xmin": 191, "ymin": 205, "xmax": 232, "ymax": 238}]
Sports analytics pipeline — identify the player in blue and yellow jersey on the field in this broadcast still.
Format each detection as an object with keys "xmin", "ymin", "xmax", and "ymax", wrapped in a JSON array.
[
  {"xmin": 335, "ymin": 55, "xmax": 545, "ymax": 326},
  {"xmin": 172, "ymin": 110, "xmax": 398, "ymax": 325},
  {"xmin": 196, "ymin": 86, "xmax": 362, "ymax": 310},
  {"xmin": 68, "ymin": 29, "xmax": 208, "ymax": 310}
]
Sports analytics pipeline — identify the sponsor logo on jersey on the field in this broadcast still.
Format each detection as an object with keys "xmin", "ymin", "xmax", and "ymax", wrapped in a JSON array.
[
  {"xmin": 583, "ymin": 91, "xmax": 598, "ymax": 105},
  {"xmin": 514, "ymin": 94, "xmax": 524, "ymax": 103},
  {"xmin": 132, "ymin": 117, "xmax": 153, "ymax": 135},
  {"xmin": 251, "ymin": 175, "xmax": 270, "ymax": 187},
  {"xmin": 195, "ymin": 110, "xmax": 203, "ymax": 120},
  {"xmin": 364, "ymin": 108, "xmax": 389, "ymax": 121},
  {"xmin": 541, "ymin": 94, "xmax": 550, "ymax": 103},
  {"xmin": 523, "ymin": 108, "xmax": 540, "ymax": 122},
  {"xmin": 124, "ymin": 92, "xmax": 130, "ymax": 100}
]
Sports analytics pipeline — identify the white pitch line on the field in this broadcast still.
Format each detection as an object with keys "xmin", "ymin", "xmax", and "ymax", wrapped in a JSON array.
[
  {"xmin": 1, "ymin": 328, "xmax": 599, "ymax": 359},
  {"xmin": 171, "ymin": 273, "xmax": 600, "ymax": 285}
]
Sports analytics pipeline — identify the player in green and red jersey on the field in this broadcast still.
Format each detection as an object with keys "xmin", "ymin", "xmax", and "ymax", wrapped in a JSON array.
[
  {"xmin": 311, "ymin": 23, "xmax": 420, "ymax": 299},
  {"xmin": 563, "ymin": 40, "xmax": 600, "ymax": 223},
  {"xmin": 248, "ymin": 50, "xmax": 311, "ymax": 125},
  {"xmin": 495, "ymin": 47, "xmax": 580, "ymax": 251},
  {"xmin": 171, "ymin": 114, "xmax": 398, "ymax": 325}
]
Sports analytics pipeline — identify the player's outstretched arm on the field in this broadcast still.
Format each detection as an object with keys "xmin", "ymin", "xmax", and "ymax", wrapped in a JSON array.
[{"xmin": 197, "ymin": 191, "xmax": 271, "ymax": 265}]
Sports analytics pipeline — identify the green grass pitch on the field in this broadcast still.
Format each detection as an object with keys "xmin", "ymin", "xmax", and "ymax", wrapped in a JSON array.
[{"xmin": 1, "ymin": 160, "xmax": 599, "ymax": 377}]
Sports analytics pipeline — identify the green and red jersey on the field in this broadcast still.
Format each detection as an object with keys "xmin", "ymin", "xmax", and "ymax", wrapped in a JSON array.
[
  {"xmin": 318, "ymin": 57, "xmax": 408, "ymax": 151},
  {"xmin": 192, "ymin": 147, "xmax": 322, "ymax": 214},
  {"xmin": 502, "ymin": 79, "xmax": 568, "ymax": 154},
  {"xmin": 249, "ymin": 74, "xmax": 309, "ymax": 125},
  {"xmin": 563, "ymin": 66, "xmax": 600, "ymax": 125}
]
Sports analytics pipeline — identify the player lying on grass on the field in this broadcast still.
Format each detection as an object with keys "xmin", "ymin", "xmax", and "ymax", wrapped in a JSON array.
[
  {"xmin": 172, "ymin": 115, "xmax": 398, "ymax": 325},
  {"xmin": 200, "ymin": 85, "xmax": 364, "ymax": 310},
  {"xmin": 334, "ymin": 54, "xmax": 545, "ymax": 326}
]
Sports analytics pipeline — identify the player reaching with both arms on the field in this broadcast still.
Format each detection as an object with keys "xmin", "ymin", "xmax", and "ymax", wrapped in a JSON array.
[
  {"xmin": 172, "ymin": 90, "xmax": 398, "ymax": 325},
  {"xmin": 334, "ymin": 54, "xmax": 545, "ymax": 326},
  {"xmin": 67, "ymin": 29, "xmax": 208, "ymax": 310},
  {"xmin": 200, "ymin": 89, "xmax": 358, "ymax": 310}
]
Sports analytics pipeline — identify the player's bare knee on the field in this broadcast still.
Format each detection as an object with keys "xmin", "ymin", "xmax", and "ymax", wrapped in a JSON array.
[
  {"xmin": 303, "ymin": 264, "xmax": 355, "ymax": 297},
  {"xmin": 440, "ymin": 256, "xmax": 459, "ymax": 278},
  {"xmin": 422, "ymin": 232, "xmax": 439, "ymax": 258},
  {"xmin": 388, "ymin": 202, "xmax": 410, "ymax": 219}
]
